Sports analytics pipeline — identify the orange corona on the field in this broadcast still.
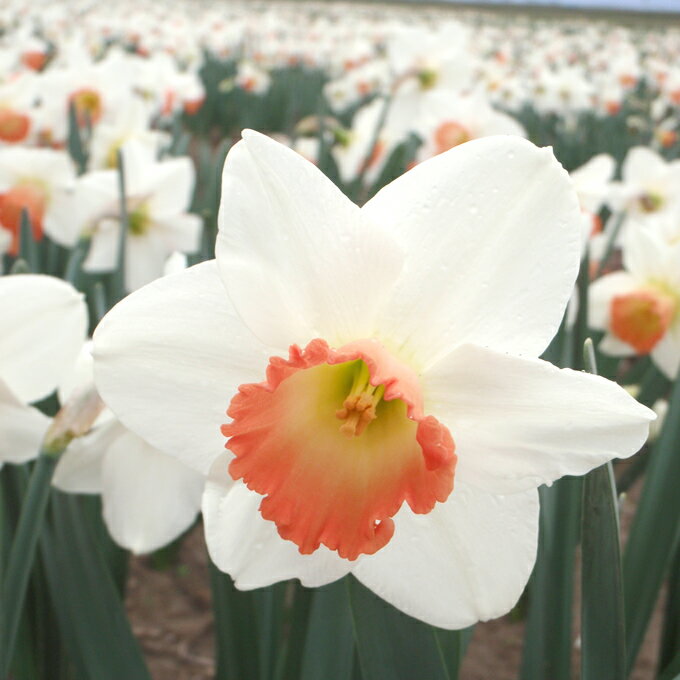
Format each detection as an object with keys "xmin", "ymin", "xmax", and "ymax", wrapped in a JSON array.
[{"xmin": 223, "ymin": 338, "xmax": 456, "ymax": 561}]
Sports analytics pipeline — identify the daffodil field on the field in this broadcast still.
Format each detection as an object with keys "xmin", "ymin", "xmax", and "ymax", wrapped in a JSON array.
[{"xmin": 1, "ymin": 1, "xmax": 680, "ymax": 678}]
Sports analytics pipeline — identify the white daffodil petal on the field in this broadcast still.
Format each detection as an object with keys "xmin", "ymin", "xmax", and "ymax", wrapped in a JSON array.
[
  {"xmin": 93, "ymin": 260, "xmax": 273, "ymax": 474},
  {"xmin": 622, "ymin": 227, "xmax": 667, "ymax": 282},
  {"xmin": 101, "ymin": 429, "xmax": 204, "ymax": 554},
  {"xmin": 651, "ymin": 324, "xmax": 680, "ymax": 380},
  {"xmin": 362, "ymin": 135, "xmax": 581, "ymax": 368},
  {"xmin": 0, "ymin": 275, "xmax": 87, "ymax": 403},
  {"xmin": 53, "ymin": 420, "xmax": 124, "ymax": 494},
  {"xmin": 599, "ymin": 334, "xmax": 637, "ymax": 357},
  {"xmin": 124, "ymin": 232, "xmax": 173, "ymax": 292},
  {"xmin": 0, "ymin": 379, "xmax": 50, "ymax": 466},
  {"xmin": 622, "ymin": 146, "xmax": 667, "ymax": 183},
  {"xmin": 216, "ymin": 129, "xmax": 403, "ymax": 349},
  {"xmin": 155, "ymin": 213, "xmax": 202, "ymax": 253},
  {"xmin": 203, "ymin": 454, "xmax": 352, "ymax": 589},
  {"xmin": 146, "ymin": 157, "xmax": 196, "ymax": 219},
  {"xmin": 83, "ymin": 219, "xmax": 120, "ymax": 273},
  {"xmin": 425, "ymin": 344, "xmax": 654, "ymax": 494},
  {"xmin": 588, "ymin": 271, "xmax": 637, "ymax": 331},
  {"xmin": 352, "ymin": 483, "xmax": 539, "ymax": 630}
]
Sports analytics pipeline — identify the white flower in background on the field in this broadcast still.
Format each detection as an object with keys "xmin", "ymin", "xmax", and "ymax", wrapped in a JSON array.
[
  {"xmin": 35, "ymin": 60, "xmax": 131, "ymax": 144},
  {"xmin": 94, "ymin": 131, "xmax": 652, "ymax": 629},
  {"xmin": 18, "ymin": 35, "xmax": 49, "ymax": 72},
  {"xmin": 413, "ymin": 91, "xmax": 526, "ymax": 163},
  {"xmin": 571, "ymin": 154, "xmax": 616, "ymax": 216},
  {"xmin": 0, "ymin": 147, "xmax": 75, "ymax": 256},
  {"xmin": 58, "ymin": 140, "xmax": 201, "ymax": 292},
  {"xmin": 0, "ymin": 74, "xmax": 38, "ymax": 144},
  {"xmin": 88, "ymin": 97, "xmax": 167, "ymax": 171},
  {"xmin": 0, "ymin": 274, "xmax": 87, "ymax": 466},
  {"xmin": 235, "ymin": 61, "xmax": 271, "ymax": 95},
  {"xmin": 608, "ymin": 147, "xmax": 680, "ymax": 233},
  {"xmin": 323, "ymin": 75, "xmax": 359, "ymax": 113},
  {"xmin": 165, "ymin": 69, "xmax": 205, "ymax": 117},
  {"xmin": 332, "ymin": 98, "xmax": 401, "ymax": 185},
  {"xmin": 387, "ymin": 23, "xmax": 472, "ymax": 96},
  {"xmin": 570, "ymin": 153, "xmax": 615, "ymax": 249},
  {"xmin": 590, "ymin": 228, "xmax": 680, "ymax": 379},
  {"xmin": 53, "ymin": 344, "xmax": 205, "ymax": 555},
  {"xmin": 543, "ymin": 67, "xmax": 595, "ymax": 117}
]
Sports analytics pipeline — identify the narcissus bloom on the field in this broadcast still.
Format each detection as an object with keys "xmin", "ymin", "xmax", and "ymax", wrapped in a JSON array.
[
  {"xmin": 0, "ymin": 274, "xmax": 87, "ymax": 466},
  {"xmin": 590, "ymin": 228, "xmax": 680, "ymax": 379},
  {"xmin": 53, "ymin": 344, "xmax": 204, "ymax": 555},
  {"xmin": 56, "ymin": 141, "xmax": 201, "ymax": 292},
  {"xmin": 94, "ymin": 131, "xmax": 653, "ymax": 629},
  {"xmin": 0, "ymin": 148, "xmax": 75, "ymax": 256}
]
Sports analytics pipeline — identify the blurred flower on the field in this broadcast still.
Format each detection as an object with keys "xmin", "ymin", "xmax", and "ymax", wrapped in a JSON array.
[
  {"xmin": 0, "ymin": 147, "xmax": 75, "ymax": 255},
  {"xmin": 53, "ymin": 344, "xmax": 204, "ymax": 555},
  {"xmin": 58, "ymin": 140, "xmax": 201, "ymax": 291},
  {"xmin": 0, "ymin": 274, "xmax": 87, "ymax": 466},
  {"xmin": 235, "ymin": 61, "xmax": 271, "ymax": 95},
  {"xmin": 608, "ymin": 147, "xmax": 680, "ymax": 236},
  {"xmin": 590, "ymin": 228, "xmax": 680, "ymax": 379},
  {"xmin": 412, "ymin": 92, "xmax": 526, "ymax": 162}
]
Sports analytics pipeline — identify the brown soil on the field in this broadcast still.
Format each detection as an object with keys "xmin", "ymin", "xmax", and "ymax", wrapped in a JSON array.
[{"xmin": 126, "ymin": 478, "xmax": 663, "ymax": 680}]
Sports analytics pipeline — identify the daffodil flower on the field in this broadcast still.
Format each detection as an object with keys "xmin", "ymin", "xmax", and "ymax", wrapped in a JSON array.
[
  {"xmin": 53, "ymin": 344, "xmax": 204, "ymax": 555},
  {"xmin": 0, "ymin": 274, "xmax": 87, "ymax": 466},
  {"xmin": 94, "ymin": 131, "xmax": 653, "ymax": 629},
  {"xmin": 56, "ymin": 141, "xmax": 201, "ymax": 292},
  {"xmin": 590, "ymin": 227, "xmax": 680, "ymax": 379}
]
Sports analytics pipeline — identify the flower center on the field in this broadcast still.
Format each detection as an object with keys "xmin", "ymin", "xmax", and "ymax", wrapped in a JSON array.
[
  {"xmin": 636, "ymin": 191, "xmax": 664, "ymax": 214},
  {"xmin": 127, "ymin": 203, "xmax": 150, "ymax": 236},
  {"xmin": 223, "ymin": 338, "xmax": 456, "ymax": 561},
  {"xmin": 0, "ymin": 109, "xmax": 30, "ymax": 143},
  {"xmin": 335, "ymin": 360, "xmax": 385, "ymax": 437},
  {"xmin": 69, "ymin": 88, "xmax": 103, "ymax": 127},
  {"xmin": 417, "ymin": 68, "xmax": 439, "ymax": 90},
  {"xmin": 434, "ymin": 121, "xmax": 472, "ymax": 155},
  {"xmin": 611, "ymin": 286, "xmax": 677, "ymax": 353},
  {"xmin": 0, "ymin": 180, "xmax": 48, "ymax": 255},
  {"xmin": 21, "ymin": 51, "xmax": 47, "ymax": 71}
]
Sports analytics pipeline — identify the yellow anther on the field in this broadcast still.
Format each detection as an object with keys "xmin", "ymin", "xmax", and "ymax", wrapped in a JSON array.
[{"xmin": 335, "ymin": 362, "xmax": 384, "ymax": 438}]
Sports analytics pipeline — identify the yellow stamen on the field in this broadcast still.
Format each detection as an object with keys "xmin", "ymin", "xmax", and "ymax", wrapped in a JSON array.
[{"xmin": 335, "ymin": 361, "xmax": 384, "ymax": 438}]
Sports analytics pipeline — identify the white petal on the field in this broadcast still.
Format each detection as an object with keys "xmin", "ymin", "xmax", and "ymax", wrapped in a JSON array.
[
  {"xmin": 651, "ymin": 323, "xmax": 680, "ymax": 380},
  {"xmin": 362, "ymin": 136, "xmax": 582, "ymax": 368},
  {"xmin": 0, "ymin": 379, "xmax": 50, "ymax": 465},
  {"xmin": 154, "ymin": 213, "xmax": 202, "ymax": 253},
  {"xmin": 352, "ymin": 483, "xmax": 539, "ymax": 629},
  {"xmin": 146, "ymin": 157, "xmax": 196, "ymax": 219},
  {"xmin": 203, "ymin": 454, "xmax": 352, "ymax": 589},
  {"xmin": 599, "ymin": 334, "xmax": 637, "ymax": 357},
  {"xmin": 424, "ymin": 344, "xmax": 654, "ymax": 494},
  {"xmin": 588, "ymin": 271, "xmax": 637, "ymax": 330},
  {"xmin": 52, "ymin": 420, "xmax": 124, "ymax": 494},
  {"xmin": 216, "ymin": 130, "xmax": 403, "ymax": 349},
  {"xmin": 623, "ymin": 146, "xmax": 668, "ymax": 184},
  {"xmin": 93, "ymin": 260, "xmax": 273, "ymax": 474},
  {"xmin": 622, "ymin": 227, "xmax": 667, "ymax": 281},
  {"xmin": 101, "ymin": 429, "xmax": 204, "ymax": 554},
  {"xmin": 0, "ymin": 275, "xmax": 88, "ymax": 403},
  {"xmin": 124, "ymin": 233, "xmax": 170, "ymax": 292},
  {"xmin": 83, "ymin": 219, "xmax": 120, "ymax": 273}
]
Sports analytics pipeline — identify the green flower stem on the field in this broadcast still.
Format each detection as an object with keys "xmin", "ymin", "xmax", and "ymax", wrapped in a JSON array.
[
  {"xmin": 0, "ymin": 386, "xmax": 103, "ymax": 676},
  {"xmin": 581, "ymin": 343, "xmax": 626, "ymax": 680},
  {"xmin": 0, "ymin": 450, "xmax": 61, "ymax": 677},
  {"xmin": 593, "ymin": 212, "xmax": 625, "ymax": 280},
  {"xmin": 624, "ymin": 372, "xmax": 680, "ymax": 671}
]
